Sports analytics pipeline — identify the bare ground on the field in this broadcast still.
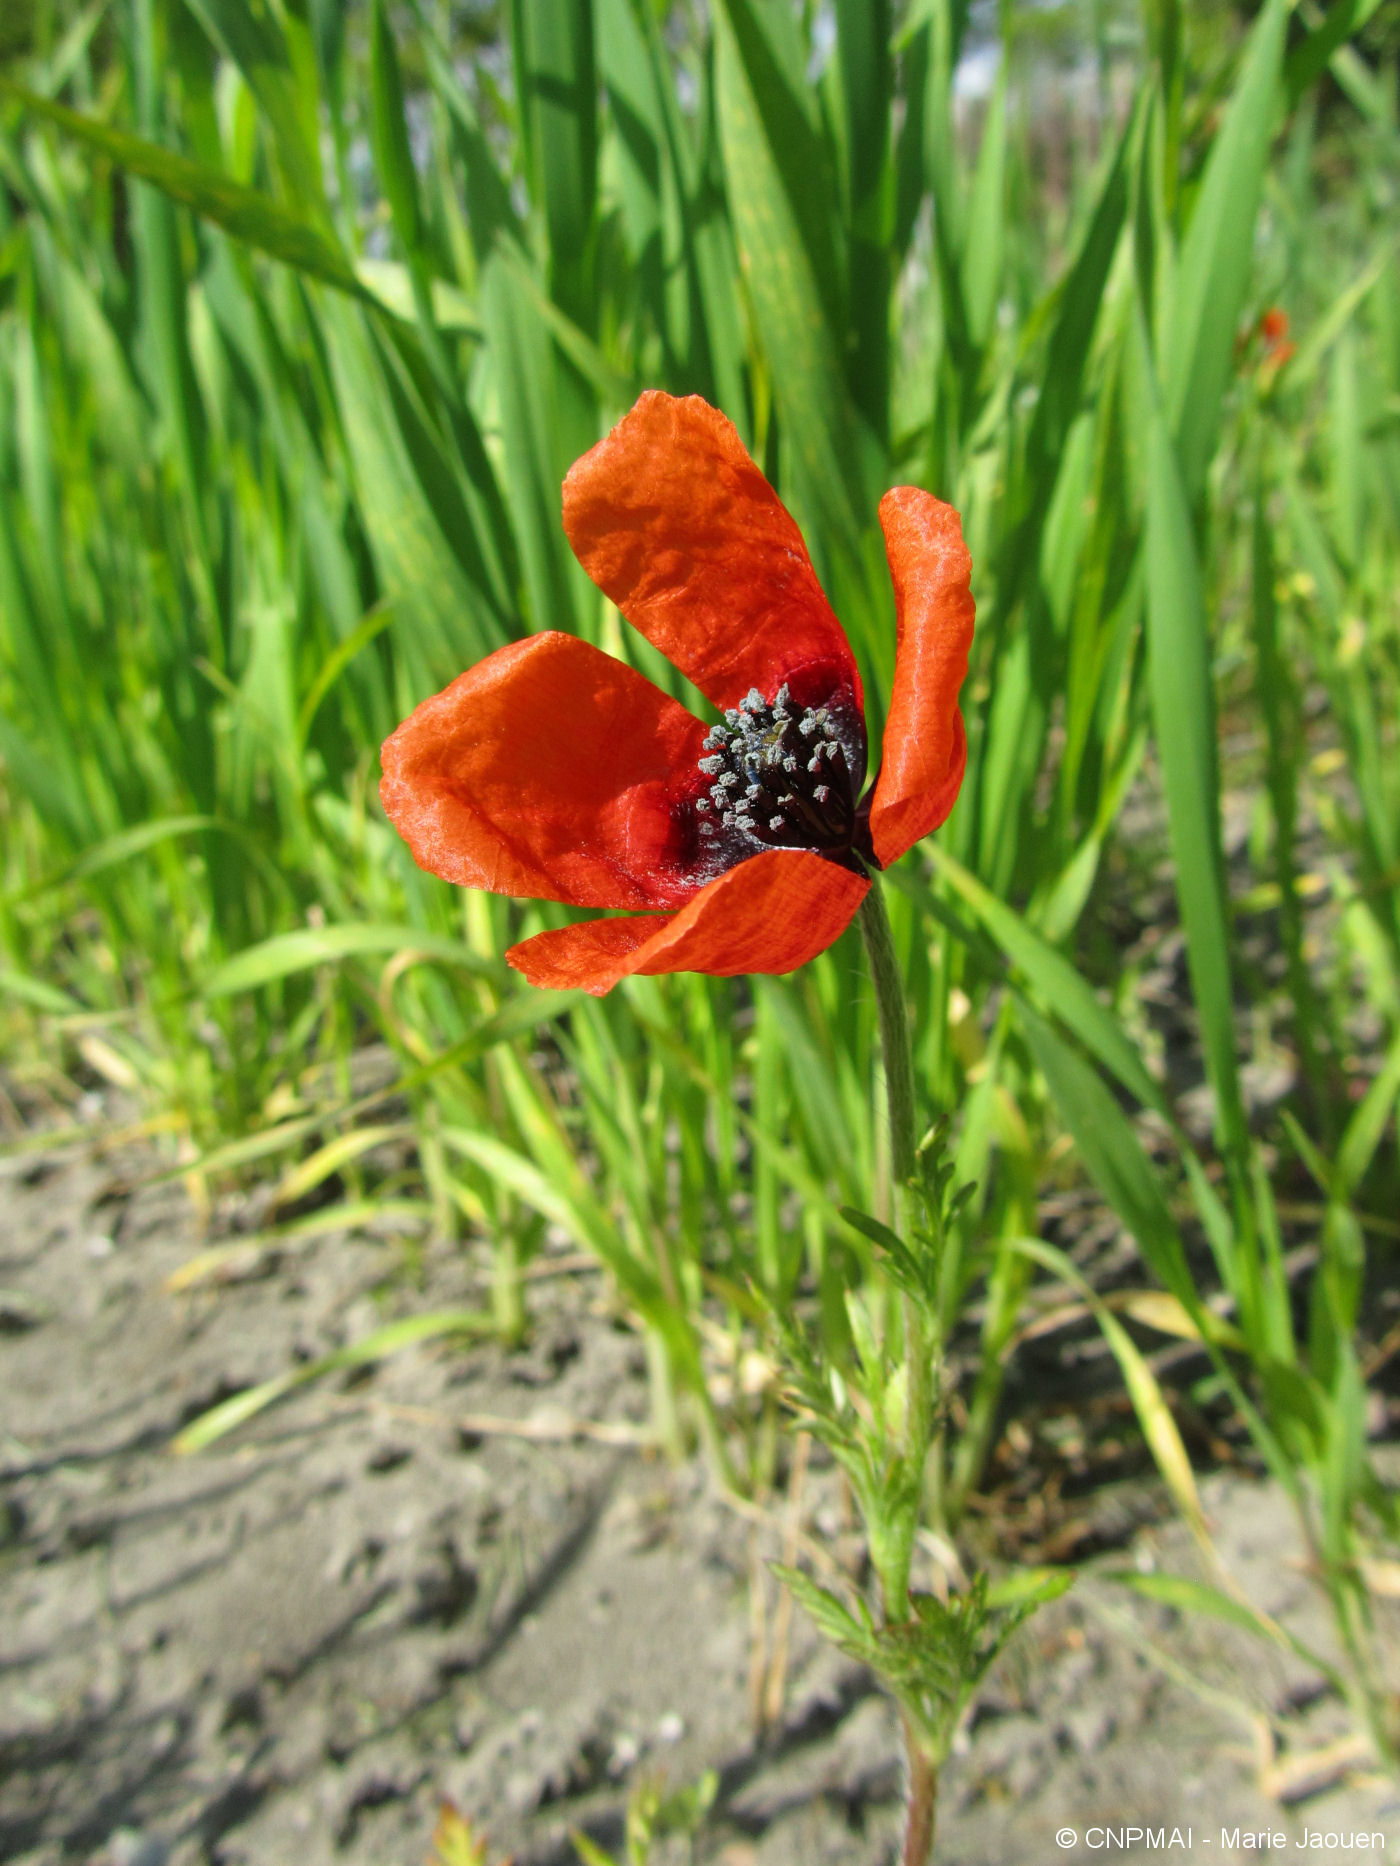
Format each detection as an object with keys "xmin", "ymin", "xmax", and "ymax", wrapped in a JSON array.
[{"xmin": 2, "ymin": 1121, "xmax": 1398, "ymax": 1866}]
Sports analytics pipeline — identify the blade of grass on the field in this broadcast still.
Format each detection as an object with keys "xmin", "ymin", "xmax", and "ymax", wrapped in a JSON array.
[
  {"xmin": 1141, "ymin": 311, "xmax": 1251, "ymax": 1173},
  {"xmin": 1012, "ymin": 1233, "xmax": 1210, "ymax": 1550},
  {"xmin": 712, "ymin": 0, "xmax": 874, "ymax": 572},
  {"xmin": 1017, "ymin": 1002, "xmax": 1196, "ymax": 1308},
  {"xmin": 1165, "ymin": 0, "xmax": 1288, "ymax": 503},
  {"xmin": 171, "ymin": 1308, "xmax": 493, "ymax": 1453},
  {"xmin": 0, "ymin": 82, "xmax": 371, "ymax": 303},
  {"xmin": 200, "ymin": 924, "xmax": 507, "ymax": 997}
]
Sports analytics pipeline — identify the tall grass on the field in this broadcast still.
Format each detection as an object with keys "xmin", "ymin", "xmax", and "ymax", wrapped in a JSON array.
[{"xmin": 1, "ymin": 0, "xmax": 1398, "ymax": 1753}]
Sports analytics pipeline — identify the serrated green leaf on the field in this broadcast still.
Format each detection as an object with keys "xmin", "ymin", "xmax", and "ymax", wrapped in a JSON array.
[
  {"xmin": 773, "ymin": 1564, "xmax": 876, "ymax": 1662},
  {"xmin": 839, "ymin": 1204, "xmax": 905, "ymax": 1258}
]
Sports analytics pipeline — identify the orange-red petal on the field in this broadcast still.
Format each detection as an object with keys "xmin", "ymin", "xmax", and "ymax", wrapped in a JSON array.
[
  {"xmin": 506, "ymin": 849, "xmax": 869, "ymax": 995},
  {"xmin": 868, "ymin": 489, "xmax": 975, "ymax": 869},
  {"xmin": 379, "ymin": 631, "xmax": 708, "ymax": 911},
  {"xmin": 563, "ymin": 392, "xmax": 862, "ymax": 717}
]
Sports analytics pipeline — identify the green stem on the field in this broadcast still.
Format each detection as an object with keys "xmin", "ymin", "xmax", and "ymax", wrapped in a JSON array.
[
  {"xmin": 857, "ymin": 877, "xmax": 930, "ymax": 1609},
  {"xmin": 857, "ymin": 878, "xmax": 918, "ymax": 1203},
  {"xmin": 860, "ymin": 878, "xmax": 940, "ymax": 1864},
  {"xmin": 902, "ymin": 1717, "xmax": 939, "ymax": 1866}
]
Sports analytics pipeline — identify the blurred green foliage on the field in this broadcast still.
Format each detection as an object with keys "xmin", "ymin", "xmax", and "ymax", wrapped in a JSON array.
[{"xmin": 0, "ymin": 0, "xmax": 1398, "ymax": 1760}]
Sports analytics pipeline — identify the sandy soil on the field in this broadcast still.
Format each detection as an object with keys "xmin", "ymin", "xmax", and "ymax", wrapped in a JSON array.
[{"xmin": 2, "ymin": 1121, "xmax": 1398, "ymax": 1866}]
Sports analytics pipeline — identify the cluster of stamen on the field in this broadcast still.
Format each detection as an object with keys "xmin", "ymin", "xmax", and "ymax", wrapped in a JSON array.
[{"xmin": 694, "ymin": 685, "xmax": 857, "ymax": 854}]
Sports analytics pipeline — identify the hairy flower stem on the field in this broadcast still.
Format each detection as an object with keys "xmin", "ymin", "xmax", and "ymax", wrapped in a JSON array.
[
  {"xmin": 902, "ymin": 1718, "xmax": 939, "ymax": 1866},
  {"xmin": 857, "ymin": 877, "xmax": 918, "ymax": 1228},
  {"xmin": 857, "ymin": 878, "xmax": 938, "ymax": 1865}
]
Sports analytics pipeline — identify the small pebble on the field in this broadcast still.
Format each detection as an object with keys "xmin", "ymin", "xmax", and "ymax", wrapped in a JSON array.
[
  {"xmin": 107, "ymin": 1832, "xmax": 170, "ymax": 1866},
  {"xmin": 608, "ymin": 1732, "xmax": 642, "ymax": 1777}
]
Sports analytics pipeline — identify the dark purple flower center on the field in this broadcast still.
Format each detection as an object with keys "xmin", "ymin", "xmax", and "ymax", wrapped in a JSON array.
[{"xmin": 691, "ymin": 684, "xmax": 872, "ymax": 871}]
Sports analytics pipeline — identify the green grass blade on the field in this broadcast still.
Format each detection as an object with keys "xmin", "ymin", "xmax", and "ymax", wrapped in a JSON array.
[
  {"xmin": 201, "ymin": 925, "xmax": 507, "ymax": 997},
  {"xmin": 713, "ymin": 0, "xmax": 875, "ymax": 568},
  {"xmin": 1012, "ymin": 1234, "xmax": 1208, "ymax": 1546},
  {"xmin": 296, "ymin": 601, "xmax": 396, "ymax": 749},
  {"xmin": 317, "ymin": 294, "xmax": 509, "ymax": 664},
  {"xmin": 405, "ymin": 0, "xmax": 520, "ymax": 283},
  {"xmin": 1141, "ymin": 318, "xmax": 1250, "ymax": 1169},
  {"xmin": 962, "ymin": 61, "xmax": 1006, "ymax": 351},
  {"xmin": 510, "ymin": 0, "xmax": 598, "ymax": 323},
  {"xmin": 833, "ymin": 0, "xmax": 892, "ymax": 437},
  {"xmin": 440, "ymin": 1124, "xmax": 688, "ymax": 1365},
  {"xmin": 0, "ymin": 82, "xmax": 371, "ymax": 304},
  {"xmin": 1285, "ymin": 0, "xmax": 1386, "ymax": 108},
  {"xmin": 477, "ymin": 252, "xmax": 590, "ymax": 641},
  {"xmin": 1335, "ymin": 1034, "xmax": 1400, "ymax": 1199},
  {"xmin": 1, "ymin": 965, "xmax": 86, "ymax": 1016},
  {"xmin": 171, "ymin": 1309, "xmax": 493, "ymax": 1453},
  {"xmin": 1017, "ymin": 1003, "xmax": 1196, "ymax": 1308},
  {"xmin": 8, "ymin": 815, "xmax": 219, "ymax": 903},
  {"xmin": 1165, "ymin": 0, "xmax": 1288, "ymax": 501},
  {"xmin": 1282, "ymin": 236, "xmax": 1397, "ymax": 390},
  {"xmin": 1020, "ymin": 96, "xmax": 1138, "ymax": 505},
  {"xmin": 919, "ymin": 847, "xmax": 1167, "ymax": 1118},
  {"xmin": 180, "ymin": 0, "xmax": 325, "ymax": 212},
  {"xmin": 368, "ymin": 0, "xmax": 423, "ymax": 253},
  {"xmin": 1250, "ymin": 466, "xmax": 1327, "ymax": 1120},
  {"xmin": 1102, "ymin": 1570, "xmax": 1344, "ymax": 1685}
]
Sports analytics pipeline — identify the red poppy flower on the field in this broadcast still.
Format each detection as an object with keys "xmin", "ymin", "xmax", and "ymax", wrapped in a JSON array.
[
  {"xmin": 379, "ymin": 393, "xmax": 974, "ymax": 996},
  {"xmin": 1260, "ymin": 308, "xmax": 1296, "ymax": 367}
]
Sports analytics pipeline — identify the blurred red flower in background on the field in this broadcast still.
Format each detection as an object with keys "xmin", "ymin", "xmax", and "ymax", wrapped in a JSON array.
[
  {"xmin": 1258, "ymin": 307, "xmax": 1296, "ymax": 371},
  {"xmin": 380, "ymin": 393, "xmax": 975, "ymax": 996}
]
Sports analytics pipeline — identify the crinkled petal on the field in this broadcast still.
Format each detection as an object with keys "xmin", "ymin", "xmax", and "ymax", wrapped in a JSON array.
[
  {"xmin": 379, "ymin": 631, "xmax": 709, "ymax": 911},
  {"xmin": 868, "ymin": 489, "xmax": 975, "ymax": 868},
  {"xmin": 563, "ymin": 392, "xmax": 862, "ymax": 717},
  {"xmin": 506, "ymin": 849, "xmax": 869, "ymax": 995}
]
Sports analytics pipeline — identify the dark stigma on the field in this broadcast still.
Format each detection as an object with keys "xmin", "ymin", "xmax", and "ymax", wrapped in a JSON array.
[{"xmin": 694, "ymin": 684, "xmax": 865, "ymax": 858}]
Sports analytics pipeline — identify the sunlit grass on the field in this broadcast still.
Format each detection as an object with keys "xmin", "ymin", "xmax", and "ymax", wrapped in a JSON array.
[{"xmin": 0, "ymin": 0, "xmax": 1397, "ymax": 1766}]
